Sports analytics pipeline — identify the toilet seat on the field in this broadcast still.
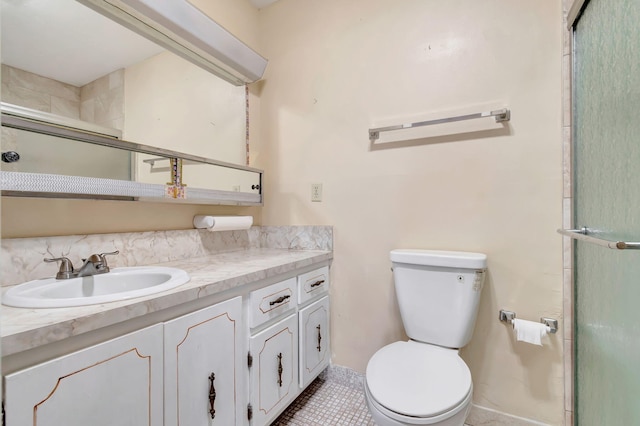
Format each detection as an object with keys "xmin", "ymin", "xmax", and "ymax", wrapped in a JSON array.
[
  {"xmin": 365, "ymin": 382, "xmax": 472, "ymax": 425},
  {"xmin": 366, "ymin": 341, "xmax": 472, "ymax": 420}
]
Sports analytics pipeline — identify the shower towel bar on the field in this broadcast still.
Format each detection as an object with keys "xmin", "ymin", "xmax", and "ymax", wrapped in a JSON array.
[
  {"xmin": 558, "ymin": 227, "xmax": 640, "ymax": 250},
  {"xmin": 142, "ymin": 157, "xmax": 203, "ymax": 167},
  {"xmin": 368, "ymin": 108, "xmax": 511, "ymax": 141}
]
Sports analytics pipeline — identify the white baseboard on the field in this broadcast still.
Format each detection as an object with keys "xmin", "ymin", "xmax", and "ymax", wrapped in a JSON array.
[{"xmin": 466, "ymin": 404, "xmax": 551, "ymax": 426}]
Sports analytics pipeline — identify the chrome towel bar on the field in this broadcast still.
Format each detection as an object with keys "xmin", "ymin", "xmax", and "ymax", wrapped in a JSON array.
[
  {"xmin": 368, "ymin": 108, "xmax": 511, "ymax": 141},
  {"xmin": 557, "ymin": 227, "xmax": 640, "ymax": 250}
]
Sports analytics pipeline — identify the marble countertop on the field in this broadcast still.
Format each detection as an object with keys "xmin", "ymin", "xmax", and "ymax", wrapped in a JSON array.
[{"xmin": 1, "ymin": 248, "xmax": 332, "ymax": 356}]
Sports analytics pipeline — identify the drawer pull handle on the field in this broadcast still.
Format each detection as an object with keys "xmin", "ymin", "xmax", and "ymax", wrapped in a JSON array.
[
  {"xmin": 316, "ymin": 324, "xmax": 322, "ymax": 352},
  {"xmin": 310, "ymin": 279, "xmax": 325, "ymax": 288},
  {"xmin": 277, "ymin": 353, "xmax": 284, "ymax": 387},
  {"xmin": 269, "ymin": 294, "xmax": 290, "ymax": 306},
  {"xmin": 208, "ymin": 372, "xmax": 216, "ymax": 419}
]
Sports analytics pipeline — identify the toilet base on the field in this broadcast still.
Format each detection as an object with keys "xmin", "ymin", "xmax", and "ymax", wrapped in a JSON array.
[{"xmin": 364, "ymin": 382, "xmax": 471, "ymax": 426}]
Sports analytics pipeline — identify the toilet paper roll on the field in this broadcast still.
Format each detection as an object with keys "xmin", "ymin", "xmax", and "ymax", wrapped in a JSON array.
[
  {"xmin": 193, "ymin": 215, "xmax": 253, "ymax": 231},
  {"xmin": 512, "ymin": 319, "xmax": 548, "ymax": 346}
]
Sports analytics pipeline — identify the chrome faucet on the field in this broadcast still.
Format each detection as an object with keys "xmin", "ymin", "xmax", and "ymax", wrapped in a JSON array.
[{"xmin": 44, "ymin": 251, "xmax": 119, "ymax": 280}]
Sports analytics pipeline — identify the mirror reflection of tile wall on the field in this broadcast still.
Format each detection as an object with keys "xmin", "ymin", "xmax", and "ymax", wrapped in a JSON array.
[
  {"xmin": 1, "ymin": 64, "xmax": 129, "ymax": 177},
  {"xmin": 80, "ymin": 70, "xmax": 125, "ymax": 130},
  {"xmin": 1, "ymin": 64, "xmax": 124, "ymax": 129}
]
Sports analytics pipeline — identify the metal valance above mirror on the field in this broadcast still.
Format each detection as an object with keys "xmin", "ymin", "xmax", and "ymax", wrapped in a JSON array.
[{"xmin": 0, "ymin": 0, "xmax": 266, "ymax": 205}]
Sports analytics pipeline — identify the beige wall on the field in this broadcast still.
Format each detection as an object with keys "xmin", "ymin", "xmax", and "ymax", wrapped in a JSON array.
[
  {"xmin": 124, "ymin": 52, "xmax": 258, "ymax": 192},
  {"xmin": 255, "ymin": 0, "xmax": 564, "ymax": 424},
  {"xmin": 1, "ymin": 0, "xmax": 263, "ymax": 238},
  {"xmin": 124, "ymin": 53, "xmax": 246, "ymax": 162},
  {"xmin": 2, "ymin": 0, "xmax": 567, "ymax": 423}
]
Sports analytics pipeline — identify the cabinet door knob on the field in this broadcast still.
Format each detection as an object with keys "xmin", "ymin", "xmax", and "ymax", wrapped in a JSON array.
[
  {"xmin": 316, "ymin": 324, "xmax": 322, "ymax": 352},
  {"xmin": 208, "ymin": 372, "xmax": 216, "ymax": 419},
  {"xmin": 269, "ymin": 294, "xmax": 290, "ymax": 306},
  {"xmin": 277, "ymin": 353, "xmax": 283, "ymax": 387},
  {"xmin": 310, "ymin": 279, "xmax": 325, "ymax": 288}
]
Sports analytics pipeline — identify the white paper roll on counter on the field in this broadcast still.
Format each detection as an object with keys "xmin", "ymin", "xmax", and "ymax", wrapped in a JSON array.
[
  {"xmin": 193, "ymin": 215, "xmax": 253, "ymax": 231},
  {"xmin": 512, "ymin": 319, "xmax": 549, "ymax": 346}
]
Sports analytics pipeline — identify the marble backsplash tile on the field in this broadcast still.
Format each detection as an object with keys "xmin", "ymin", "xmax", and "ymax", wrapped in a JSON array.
[
  {"xmin": 258, "ymin": 226, "xmax": 333, "ymax": 250},
  {"xmin": 1, "ymin": 226, "xmax": 333, "ymax": 287}
]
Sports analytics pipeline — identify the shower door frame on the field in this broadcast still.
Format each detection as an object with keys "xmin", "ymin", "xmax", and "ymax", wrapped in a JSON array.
[
  {"xmin": 561, "ymin": 1, "xmax": 588, "ymax": 425},
  {"xmin": 564, "ymin": 0, "xmax": 640, "ymax": 424}
]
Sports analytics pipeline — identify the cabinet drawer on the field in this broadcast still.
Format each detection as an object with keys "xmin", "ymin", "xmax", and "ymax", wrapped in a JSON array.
[
  {"xmin": 249, "ymin": 277, "xmax": 297, "ymax": 328},
  {"xmin": 297, "ymin": 266, "xmax": 329, "ymax": 305}
]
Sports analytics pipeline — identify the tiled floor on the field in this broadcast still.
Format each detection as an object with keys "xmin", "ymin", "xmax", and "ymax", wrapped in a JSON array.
[
  {"xmin": 272, "ymin": 372, "xmax": 472, "ymax": 426},
  {"xmin": 272, "ymin": 376, "xmax": 375, "ymax": 425}
]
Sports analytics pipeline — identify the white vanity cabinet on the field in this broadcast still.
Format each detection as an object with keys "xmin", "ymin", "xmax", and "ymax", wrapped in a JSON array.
[
  {"xmin": 4, "ymin": 324, "xmax": 164, "ymax": 426},
  {"xmin": 164, "ymin": 297, "xmax": 243, "ymax": 426},
  {"xmin": 246, "ymin": 266, "xmax": 330, "ymax": 424},
  {"xmin": 2, "ymin": 262, "xmax": 331, "ymax": 426}
]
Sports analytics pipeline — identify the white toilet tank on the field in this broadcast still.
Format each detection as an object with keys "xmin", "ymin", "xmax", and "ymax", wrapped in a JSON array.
[{"xmin": 391, "ymin": 249, "xmax": 487, "ymax": 349}]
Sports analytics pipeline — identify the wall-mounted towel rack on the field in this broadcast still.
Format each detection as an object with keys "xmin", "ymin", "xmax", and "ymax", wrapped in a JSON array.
[
  {"xmin": 368, "ymin": 108, "xmax": 511, "ymax": 141},
  {"xmin": 142, "ymin": 157, "xmax": 201, "ymax": 167},
  {"xmin": 142, "ymin": 157, "xmax": 204, "ymax": 173},
  {"xmin": 558, "ymin": 227, "xmax": 640, "ymax": 250}
]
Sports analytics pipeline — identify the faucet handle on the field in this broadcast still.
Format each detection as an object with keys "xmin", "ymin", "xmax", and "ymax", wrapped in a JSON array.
[
  {"xmin": 98, "ymin": 250, "xmax": 119, "ymax": 270},
  {"xmin": 44, "ymin": 256, "xmax": 75, "ymax": 280}
]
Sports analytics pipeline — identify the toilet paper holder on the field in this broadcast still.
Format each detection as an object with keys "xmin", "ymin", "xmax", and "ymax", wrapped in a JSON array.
[{"xmin": 499, "ymin": 309, "xmax": 558, "ymax": 334}]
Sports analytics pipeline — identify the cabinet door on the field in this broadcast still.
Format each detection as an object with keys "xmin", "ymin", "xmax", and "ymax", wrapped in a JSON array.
[
  {"xmin": 249, "ymin": 313, "xmax": 298, "ymax": 426},
  {"xmin": 299, "ymin": 296, "xmax": 330, "ymax": 387},
  {"xmin": 4, "ymin": 324, "xmax": 163, "ymax": 426},
  {"xmin": 164, "ymin": 297, "xmax": 242, "ymax": 426}
]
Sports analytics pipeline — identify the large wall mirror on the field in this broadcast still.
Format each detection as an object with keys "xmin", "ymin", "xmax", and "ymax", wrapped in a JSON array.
[{"xmin": 0, "ymin": 0, "xmax": 265, "ymax": 205}]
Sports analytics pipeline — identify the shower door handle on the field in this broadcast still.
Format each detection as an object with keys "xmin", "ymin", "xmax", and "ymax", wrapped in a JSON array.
[{"xmin": 558, "ymin": 227, "xmax": 640, "ymax": 250}]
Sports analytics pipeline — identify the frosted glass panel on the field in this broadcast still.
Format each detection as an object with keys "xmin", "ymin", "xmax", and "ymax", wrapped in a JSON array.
[{"xmin": 574, "ymin": 0, "xmax": 640, "ymax": 424}]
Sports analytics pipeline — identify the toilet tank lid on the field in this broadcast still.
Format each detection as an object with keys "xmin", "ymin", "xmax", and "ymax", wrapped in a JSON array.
[{"xmin": 390, "ymin": 249, "xmax": 487, "ymax": 269}]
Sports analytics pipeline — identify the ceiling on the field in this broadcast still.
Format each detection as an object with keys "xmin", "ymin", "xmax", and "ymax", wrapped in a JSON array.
[
  {"xmin": 1, "ymin": 0, "xmax": 164, "ymax": 87},
  {"xmin": 1, "ymin": 0, "xmax": 279, "ymax": 88},
  {"xmin": 248, "ymin": 0, "xmax": 280, "ymax": 9}
]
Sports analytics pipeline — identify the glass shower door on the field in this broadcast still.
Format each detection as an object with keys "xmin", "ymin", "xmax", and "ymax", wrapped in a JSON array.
[{"xmin": 573, "ymin": 0, "xmax": 640, "ymax": 424}]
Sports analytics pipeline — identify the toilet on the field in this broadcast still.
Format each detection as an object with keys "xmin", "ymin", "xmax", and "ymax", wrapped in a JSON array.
[{"xmin": 364, "ymin": 249, "xmax": 487, "ymax": 426}]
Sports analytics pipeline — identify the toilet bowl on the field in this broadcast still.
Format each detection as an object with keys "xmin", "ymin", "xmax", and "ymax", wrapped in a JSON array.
[
  {"xmin": 364, "ymin": 250, "xmax": 486, "ymax": 426},
  {"xmin": 364, "ymin": 341, "xmax": 472, "ymax": 426}
]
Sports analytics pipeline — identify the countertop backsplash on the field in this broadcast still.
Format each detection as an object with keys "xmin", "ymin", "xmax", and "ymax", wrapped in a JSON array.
[{"xmin": 1, "ymin": 225, "xmax": 333, "ymax": 287}]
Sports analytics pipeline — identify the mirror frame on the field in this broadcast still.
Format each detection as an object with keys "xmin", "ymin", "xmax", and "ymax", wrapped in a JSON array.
[{"xmin": 0, "ymin": 103, "xmax": 263, "ymax": 206}]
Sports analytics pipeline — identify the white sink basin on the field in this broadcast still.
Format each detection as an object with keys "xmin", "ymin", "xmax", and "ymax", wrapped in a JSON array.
[{"xmin": 3, "ymin": 267, "xmax": 190, "ymax": 308}]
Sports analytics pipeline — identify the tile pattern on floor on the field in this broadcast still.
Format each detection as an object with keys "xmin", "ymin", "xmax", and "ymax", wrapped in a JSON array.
[
  {"xmin": 272, "ymin": 367, "xmax": 472, "ymax": 426},
  {"xmin": 272, "ymin": 376, "xmax": 375, "ymax": 425}
]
